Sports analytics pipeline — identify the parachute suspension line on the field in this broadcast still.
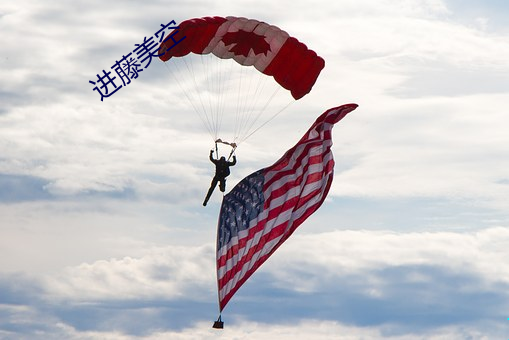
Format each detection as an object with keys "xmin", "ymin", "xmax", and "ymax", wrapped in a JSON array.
[
  {"xmin": 208, "ymin": 54, "xmax": 219, "ymax": 140},
  {"xmin": 236, "ymin": 74, "xmax": 275, "ymax": 143},
  {"xmin": 233, "ymin": 64, "xmax": 244, "ymax": 144},
  {"xmin": 223, "ymin": 61, "xmax": 236, "ymax": 138},
  {"xmin": 239, "ymin": 66, "xmax": 255, "ymax": 136},
  {"xmin": 163, "ymin": 55, "xmax": 297, "ymax": 148},
  {"xmin": 227, "ymin": 144, "xmax": 237, "ymax": 162},
  {"xmin": 235, "ymin": 66, "xmax": 263, "ymax": 144},
  {"xmin": 214, "ymin": 56, "xmax": 234, "ymax": 142},
  {"xmin": 234, "ymin": 63, "xmax": 245, "ymax": 143},
  {"xmin": 231, "ymin": 64, "xmax": 275, "ymax": 146},
  {"xmin": 240, "ymin": 99, "xmax": 295, "ymax": 144},
  {"xmin": 202, "ymin": 54, "xmax": 223, "ymax": 140},
  {"xmin": 200, "ymin": 54, "xmax": 216, "ymax": 140},
  {"xmin": 242, "ymin": 82, "xmax": 282, "ymax": 137},
  {"xmin": 181, "ymin": 57, "xmax": 217, "ymax": 141},
  {"xmin": 238, "ymin": 68, "xmax": 306, "ymax": 143},
  {"xmin": 163, "ymin": 61, "xmax": 215, "ymax": 141}
]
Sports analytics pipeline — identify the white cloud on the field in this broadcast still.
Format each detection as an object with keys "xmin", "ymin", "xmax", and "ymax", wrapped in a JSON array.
[
  {"xmin": 267, "ymin": 227, "xmax": 509, "ymax": 292},
  {"xmin": 330, "ymin": 93, "xmax": 509, "ymax": 210},
  {"xmin": 142, "ymin": 320, "xmax": 501, "ymax": 340},
  {"xmin": 0, "ymin": 200, "xmax": 218, "ymax": 275},
  {"xmin": 7, "ymin": 318, "xmax": 503, "ymax": 340},
  {"xmin": 1, "ymin": 225, "xmax": 508, "ymax": 338},
  {"xmin": 37, "ymin": 227, "xmax": 509, "ymax": 317},
  {"xmin": 44, "ymin": 244, "xmax": 216, "ymax": 302}
]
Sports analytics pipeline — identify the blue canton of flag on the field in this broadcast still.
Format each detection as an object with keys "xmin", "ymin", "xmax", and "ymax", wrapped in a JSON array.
[{"xmin": 218, "ymin": 170, "xmax": 265, "ymax": 250}]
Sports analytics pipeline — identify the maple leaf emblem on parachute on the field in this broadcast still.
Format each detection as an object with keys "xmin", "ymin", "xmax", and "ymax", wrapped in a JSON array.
[{"xmin": 221, "ymin": 30, "xmax": 271, "ymax": 57}]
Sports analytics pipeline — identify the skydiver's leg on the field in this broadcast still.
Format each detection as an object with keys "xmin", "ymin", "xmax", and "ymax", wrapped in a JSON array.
[
  {"xmin": 203, "ymin": 178, "xmax": 219, "ymax": 206},
  {"xmin": 219, "ymin": 178, "xmax": 226, "ymax": 192}
]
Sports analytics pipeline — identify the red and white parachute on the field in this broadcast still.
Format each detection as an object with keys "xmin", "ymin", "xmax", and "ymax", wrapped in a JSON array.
[{"xmin": 158, "ymin": 16, "xmax": 325, "ymax": 148}]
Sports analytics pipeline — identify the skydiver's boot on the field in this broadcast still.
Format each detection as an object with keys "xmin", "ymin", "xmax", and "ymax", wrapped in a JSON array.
[
  {"xmin": 203, "ymin": 182, "xmax": 216, "ymax": 206},
  {"xmin": 203, "ymin": 190, "xmax": 212, "ymax": 206}
]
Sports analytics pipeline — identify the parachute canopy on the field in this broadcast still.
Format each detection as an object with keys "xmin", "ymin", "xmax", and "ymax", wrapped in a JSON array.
[
  {"xmin": 158, "ymin": 17, "xmax": 325, "ymax": 146},
  {"xmin": 159, "ymin": 16, "xmax": 325, "ymax": 100}
]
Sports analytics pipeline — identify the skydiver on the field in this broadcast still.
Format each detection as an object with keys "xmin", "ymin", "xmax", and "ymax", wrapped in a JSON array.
[{"xmin": 203, "ymin": 149, "xmax": 236, "ymax": 206}]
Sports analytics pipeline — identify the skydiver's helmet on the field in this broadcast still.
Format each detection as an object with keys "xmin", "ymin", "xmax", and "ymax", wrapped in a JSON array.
[{"xmin": 220, "ymin": 157, "xmax": 226, "ymax": 162}]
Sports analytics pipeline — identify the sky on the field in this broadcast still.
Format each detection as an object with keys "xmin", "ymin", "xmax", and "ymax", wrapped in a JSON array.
[{"xmin": 1, "ymin": 0, "xmax": 508, "ymax": 339}]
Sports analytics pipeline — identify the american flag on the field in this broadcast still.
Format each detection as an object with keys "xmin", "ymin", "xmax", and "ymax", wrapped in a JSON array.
[{"xmin": 216, "ymin": 103, "xmax": 358, "ymax": 311}]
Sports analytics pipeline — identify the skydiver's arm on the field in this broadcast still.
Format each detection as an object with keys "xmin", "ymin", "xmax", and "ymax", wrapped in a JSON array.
[
  {"xmin": 229, "ymin": 156, "xmax": 237, "ymax": 166},
  {"xmin": 209, "ymin": 150, "xmax": 215, "ymax": 162}
]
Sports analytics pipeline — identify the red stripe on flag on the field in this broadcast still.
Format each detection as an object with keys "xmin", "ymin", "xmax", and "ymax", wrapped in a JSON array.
[
  {"xmin": 265, "ymin": 151, "xmax": 330, "ymax": 189},
  {"xmin": 267, "ymin": 156, "xmax": 333, "ymax": 201}
]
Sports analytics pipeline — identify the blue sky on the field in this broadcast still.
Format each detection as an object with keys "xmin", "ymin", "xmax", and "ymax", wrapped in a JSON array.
[{"xmin": 1, "ymin": 0, "xmax": 509, "ymax": 339}]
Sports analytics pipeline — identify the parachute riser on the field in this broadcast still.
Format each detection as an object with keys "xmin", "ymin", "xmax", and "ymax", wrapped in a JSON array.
[
  {"xmin": 227, "ymin": 147, "xmax": 236, "ymax": 162},
  {"xmin": 215, "ymin": 138, "xmax": 237, "ymax": 161}
]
